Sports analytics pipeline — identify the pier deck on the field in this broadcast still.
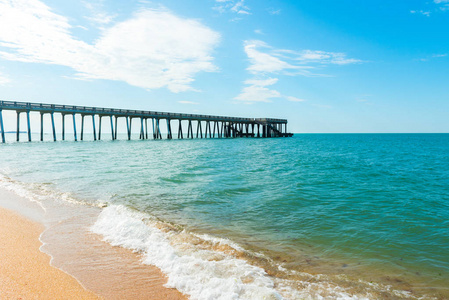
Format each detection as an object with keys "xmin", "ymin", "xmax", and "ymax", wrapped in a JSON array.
[{"xmin": 0, "ymin": 100, "xmax": 293, "ymax": 143}]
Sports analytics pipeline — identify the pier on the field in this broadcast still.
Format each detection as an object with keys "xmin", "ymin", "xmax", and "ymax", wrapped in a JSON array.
[{"xmin": 0, "ymin": 100, "xmax": 293, "ymax": 143}]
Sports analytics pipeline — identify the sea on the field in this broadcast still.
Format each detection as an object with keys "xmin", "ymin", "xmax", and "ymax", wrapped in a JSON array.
[{"xmin": 0, "ymin": 133, "xmax": 448, "ymax": 299}]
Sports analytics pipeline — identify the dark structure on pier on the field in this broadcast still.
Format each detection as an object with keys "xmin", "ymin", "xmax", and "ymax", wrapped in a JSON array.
[{"xmin": 0, "ymin": 100, "xmax": 293, "ymax": 143}]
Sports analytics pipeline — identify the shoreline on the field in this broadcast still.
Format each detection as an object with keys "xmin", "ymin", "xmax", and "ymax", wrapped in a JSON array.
[
  {"xmin": 0, "ymin": 187, "xmax": 187, "ymax": 300},
  {"xmin": 0, "ymin": 206, "xmax": 99, "ymax": 299},
  {"xmin": 1, "ymin": 174, "xmax": 447, "ymax": 299}
]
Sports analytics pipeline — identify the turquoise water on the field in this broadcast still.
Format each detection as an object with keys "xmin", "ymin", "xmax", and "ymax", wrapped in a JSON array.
[{"xmin": 1, "ymin": 134, "xmax": 448, "ymax": 298}]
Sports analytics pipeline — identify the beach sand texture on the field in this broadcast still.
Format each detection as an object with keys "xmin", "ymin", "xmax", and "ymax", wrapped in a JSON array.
[
  {"xmin": 0, "ymin": 188, "xmax": 187, "ymax": 300},
  {"xmin": 0, "ymin": 206, "xmax": 99, "ymax": 299}
]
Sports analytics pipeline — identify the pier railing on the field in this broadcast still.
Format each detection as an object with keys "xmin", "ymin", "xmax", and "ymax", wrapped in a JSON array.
[{"xmin": 0, "ymin": 100, "xmax": 293, "ymax": 143}]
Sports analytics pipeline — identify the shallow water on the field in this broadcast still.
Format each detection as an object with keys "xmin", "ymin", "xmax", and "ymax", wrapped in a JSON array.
[{"xmin": 1, "ymin": 133, "xmax": 448, "ymax": 299}]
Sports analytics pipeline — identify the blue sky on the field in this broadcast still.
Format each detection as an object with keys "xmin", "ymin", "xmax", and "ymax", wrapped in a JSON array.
[{"xmin": 0, "ymin": 0, "xmax": 448, "ymax": 133}]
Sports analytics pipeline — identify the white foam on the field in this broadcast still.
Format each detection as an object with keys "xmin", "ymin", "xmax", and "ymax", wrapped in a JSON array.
[
  {"xmin": 0, "ymin": 173, "xmax": 47, "ymax": 211},
  {"xmin": 192, "ymin": 232, "xmax": 246, "ymax": 253},
  {"xmin": 91, "ymin": 205, "xmax": 283, "ymax": 300},
  {"xmin": 90, "ymin": 205, "xmax": 392, "ymax": 300},
  {"xmin": 0, "ymin": 173, "xmax": 107, "ymax": 209},
  {"xmin": 1, "ymin": 174, "xmax": 413, "ymax": 299}
]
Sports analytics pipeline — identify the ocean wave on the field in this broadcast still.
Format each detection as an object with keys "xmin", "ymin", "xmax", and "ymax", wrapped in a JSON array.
[
  {"xmin": 1, "ymin": 172, "xmax": 423, "ymax": 299},
  {"xmin": 0, "ymin": 172, "xmax": 107, "ymax": 209},
  {"xmin": 91, "ymin": 205, "xmax": 391, "ymax": 300}
]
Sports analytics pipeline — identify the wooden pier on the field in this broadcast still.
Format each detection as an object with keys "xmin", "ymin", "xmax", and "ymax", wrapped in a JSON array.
[{"xmin": 0, "ymin": 100, "xmax": 293, "ymax": 143}]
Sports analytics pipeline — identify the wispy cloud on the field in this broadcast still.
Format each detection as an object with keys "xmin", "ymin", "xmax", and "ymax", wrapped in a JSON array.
[
  {"xmin": 244, "ymin": 40, "xmax": 305, "ymax": 74},
  {"xmin": 243, "ymin": 40, "xmax": 360, "ymax": 76},
  {"xmin": 286, "ymin": 96, "xmax": 305, "ymax": 102},
  {"xmin": 234, "ymin": 78, "xmax": 281, "ymax": 103},
  {"xmin": 0, "ymin": 0, "xmax": 220, "ymax": 93},
  {"xmin": 418, "ymin": 53, "xmax": 448, "ymax": 61},
  {"xmin": 178, "ymin": 101, "xmax": 199, "ymax": 105},
  {"xmin": 410, "ymin": 10, "xmax": 431, "ymax": 16},
  {"xmin": 82, "ymin": 0, "xmax": 116, "ymax": 25},
  {"xmin": 236, "ymin": 40, "xmax": 359, "ymax": 103},
  {"xmin": 267, "ymin": 8, "xmax": 281, "ymax": 15},
  {"xmin": 213, "ymin": 0, "xmax": 250, "ymax": 15},
  {"xmin": 411, "ymin": 1, "xmax": 449, "ymax": 15}
]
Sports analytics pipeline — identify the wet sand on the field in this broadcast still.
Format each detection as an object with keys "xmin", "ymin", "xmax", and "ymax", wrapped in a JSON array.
[
  {"xmin": 0, "ymin": 206, "xmax": 99, "ymax": 299},
  {"xmin": 0, "ymin": 187, "xmax": 187, "ymax": 300}
]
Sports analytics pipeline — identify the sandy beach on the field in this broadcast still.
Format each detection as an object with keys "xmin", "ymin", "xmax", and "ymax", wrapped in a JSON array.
[
  {"xmin": 0, "ymin": 187, "xmax": 187, "ymax": 300},
  {"xmin": 0, "ymin": 206, "xmax": 99, "ymax": 299}
]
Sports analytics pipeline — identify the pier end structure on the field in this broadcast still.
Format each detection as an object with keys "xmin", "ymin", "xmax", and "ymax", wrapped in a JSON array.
[{"xmin": 0, "ymin": 100, "xmax": 293, "ymax": 143}]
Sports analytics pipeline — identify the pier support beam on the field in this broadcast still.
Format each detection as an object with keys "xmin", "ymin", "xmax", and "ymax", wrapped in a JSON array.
[
  {"xmin": 0, "ymin": 109, "xmax": 5, "ymax": 143},
  {"xmin": 197, "ymin": 121, "xmax": 202, "ymax": 138},
  {"xmin": 152, "ymin": 118, "xmax": 156, "ymax": 139},
  {"xmin": 26, "ymin": 111, "xmax": 31, "ymax": 142},
  {"xmin": 98, "ymin": 116, "xmax": 102, "ymax": 140},
  {"xmin": 92, "ymin": 115, "xmax": 97, "ymax": 141},
  {"xmin": 155, "ymin": 118, "xmax": 161, "ymax": 139},
  {"xmin": 140, "ymin": 117, "xmax": 144, "ymax": 140},
  {"xmin": 205, "ymin": 121, "xmax": 209, "ymax": 138},
  {"xmin": 207, "ymin": 121, "xmax": 212, "ymax": 138},
  {"xmin": 126, "ymin": 117, "xmax": 131, "ymax": 140},
  {"xmin": 73, "ymin": 113, "xmax": 77, "ymax": 141},
  {"xmin": 110, "ymin": 115, "xmax": 115, "ymax": 140},
  {"xmin": 115, "ymin": 117, "xmax": 118, "ymax": 140},
  {"xmin": 40, "ymin": 113, "xmax": 44, "ymax": 141},
  {"xmin": 167, "ymin": 119, "xmax": 172, "ymax": 139},
  {"xmin": 81, "ymin": 115, "xmax": 84, "ymax": 141},
  {"xmin": 16, "ymin": 111, "xmax": 20, "ymax": 142},
  {"xmin": 187, "ymin": 120, "xmax": 193, "ymax": 138},
  {"xmin": 145, "ymin": 118, "xmax": 148, "ymax": 140},
  {"xmin": 178, "ymin": 120, "xmax": 183, "ymax": 139},
  {"xmin": 51, "ymin": 113, "xmax": 56, "ymax": 141},
  {"xmin": 62, "ymin": 114, "xmax": 65, "ymax": 141}
]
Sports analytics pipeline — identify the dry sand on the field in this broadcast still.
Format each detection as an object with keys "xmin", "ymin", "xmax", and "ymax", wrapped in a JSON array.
[{"xmin": 0, "ymin": 206, "xmax": 99, "ymax": 299}]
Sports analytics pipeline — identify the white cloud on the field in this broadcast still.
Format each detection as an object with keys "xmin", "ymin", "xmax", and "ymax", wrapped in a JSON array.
[
  {"xmin": 296, "ymin": 50, "xmax": 362, "ymax": 65},
  {"xmin": 235, "ymin": 78, "xmax": 281, "ymax": 103},
  {"xmin": 267, "ymin": 8, "xmax": 281, "ymax": 15},
  {"xmin": 410, "ymin": 10, "xmax": 431, "ymax": 16},
  {"xmin": 418, "ymin": 53, "xmax": 448, "ymax": 61},
  {"xmin": 244, "ymin": 40, "xmax": 306, "ymax": 74},
  {"xmin": 0, "ymin": 0, "xmax": 220, "ymax": 93},
  {"xmin": 214, "ymin": 0, "xmax": 250, "ymax": 15},
  {"xmin": 83, "ymin": 0, "xmax": 116, "ymax": 25},
  {"xmin": 434, "ymin": 0, "xmax": 449, "ymax": 3},
  {"xmin": 244, "ymin": 40, "xmax": 360, "ymax": 76},
  {"xmin": 236, "ymin": 40, "xmax": 359, "ymax": 104},
  {"xmin": 0, "ymin": 71, "xmax": 10, "ymax": 85},
  {"xmin": 286, "ymin": 96, "xmax": 305, "ymax": 102},
  {"xmin": 178, "ymin": 101, "xmax": 199, "ymax": 105}
]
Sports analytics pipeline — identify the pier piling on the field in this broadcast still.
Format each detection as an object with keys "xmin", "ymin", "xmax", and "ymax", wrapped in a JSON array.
[
  {"xmin": 98, "ymin": 116, "xmax": 102, "ymax": 140},
  {"xmin": 16, "ymin": 111, "xmax": 20, "ymax": 142},
  {"xmin": 110, "ymin": 116, "xmax": 115, "ymax": 140},
  {"xmin": 40, "ymin": 113, "xmax": 44, "ymax": 141},
  {"xmin": 73, "ymin": 113, "xmax": 77, "ymax": 141},
  {"xmin": 51, "ymin": 113, "xmax": 56, "ymax": 141},
  {"xmin": 0, "ymin": 109, "xmax": 5, "ymax": 143},
  {"xmin": 81, "ymin": 115, "xmax": 85, "ymax": 141}
]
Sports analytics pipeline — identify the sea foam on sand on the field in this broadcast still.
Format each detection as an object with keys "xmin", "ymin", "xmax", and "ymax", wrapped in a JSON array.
[{"xmin": 91, "ymin": 205, "xmax": 283, "ymax": 300}]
